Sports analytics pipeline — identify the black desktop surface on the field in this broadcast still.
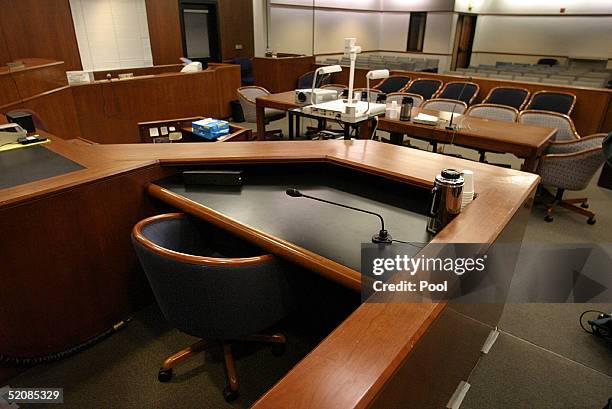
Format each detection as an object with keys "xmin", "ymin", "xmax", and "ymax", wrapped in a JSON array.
[
  {"xmin": 0, "ymin": 145, "xmax": 85, "ymax": 190},
  {"xmin": 155, "ymin": 164, "xmax": 432, "ymax": 272}
]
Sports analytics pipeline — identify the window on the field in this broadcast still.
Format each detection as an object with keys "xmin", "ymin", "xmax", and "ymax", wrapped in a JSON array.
[{"xmin": 407, "ymin": 12, "xmax": 427, "ymax": 52}]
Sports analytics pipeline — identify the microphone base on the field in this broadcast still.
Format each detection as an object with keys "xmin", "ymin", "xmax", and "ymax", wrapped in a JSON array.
[
  {"xmin": 372, "ymin": 231, "xmax": 393, "ymax": 244},
  {"xmin": 445, "ymin": 124, "xmax": 459, "ymax": 131}
]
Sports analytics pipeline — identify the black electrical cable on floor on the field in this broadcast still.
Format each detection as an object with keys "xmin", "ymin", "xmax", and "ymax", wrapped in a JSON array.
[
  {"xmin": 580, "ymin": 310, "xmax": 604, "ymax": 334},
  {"xmin": 0, "ymin": 319, "xmax": 131, "ymax": 366}
]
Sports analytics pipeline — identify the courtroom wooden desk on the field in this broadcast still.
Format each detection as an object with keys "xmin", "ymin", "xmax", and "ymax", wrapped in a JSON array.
[
  {"xmin": 70, "ymin": 63, "xmax": 241, "ymax": 144},
  {"xmin": 0, "ymin": 133, "xmax": 172, "ymax": 383},
  {"xmin": 378, "ymin": 108, "xmax": 556, "ymax": 172},
  {"xmin": 253, "ymin": 55, "xmax": 315, "ymax": 93},
  {"xmin": 254, "ymin": 92, "xmax": 556, "ymax": 171},
  {"xmin": 2, "ymin": 137, "xmax": 539, "ymax": 408},
  {"xmin": 255, "ymin": 91, "xmax": 298, "ymax": 140}
]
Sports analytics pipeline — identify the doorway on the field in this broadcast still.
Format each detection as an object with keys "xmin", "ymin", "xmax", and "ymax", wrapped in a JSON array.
[
  {"xmin": 452, "ymin": 14, "xmax": 477, "ymax": 70},
  {"xmin": 179, "ymin": 1, "xmax": 221, "ymax": 65}
]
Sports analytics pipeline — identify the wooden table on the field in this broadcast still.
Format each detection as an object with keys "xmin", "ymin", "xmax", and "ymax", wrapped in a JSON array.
[
  {"xmin": 255, "ymin": 92, "xmax": 557, "ymax": 171},
  {"xmin": 378, "ymin": 108, "xmax": 557, "ymax": 172},
  {"xmin": 255, "ymin": 91, "xmax": 298, "ymax": 140},
  {"xmin": 2, "ymin": 136, "xmax": 539, "ymax": 408}
]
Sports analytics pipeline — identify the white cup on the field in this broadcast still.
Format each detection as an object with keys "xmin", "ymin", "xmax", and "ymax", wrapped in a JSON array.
[{"xmin": 462, "ymin": 170, "xmax": 474, "ymax": 193}]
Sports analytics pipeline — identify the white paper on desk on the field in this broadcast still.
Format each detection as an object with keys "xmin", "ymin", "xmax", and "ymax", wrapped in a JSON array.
[{"xmin": 413, "ymin": 113, "xmax": 439, "ymax": 125}]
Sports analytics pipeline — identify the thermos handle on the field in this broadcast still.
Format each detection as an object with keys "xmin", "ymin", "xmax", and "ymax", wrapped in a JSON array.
[{"xmin": 428, "ymin": 186, "xmax": 441, "ymax": 218}]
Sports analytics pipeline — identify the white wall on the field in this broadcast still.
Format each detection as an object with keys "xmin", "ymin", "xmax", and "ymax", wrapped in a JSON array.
[
  {"xmin": 471, "ymin": 16, "xmax": 612, "ymax": 60},
  {"xmin": 314, "ymin": 9, "xmax": 380, "ymax": 54},
  {"xmin": 69, "ymin": 0, "xmax": 153, "ymax": 71},
  {"xmin": 455, "ymin": 0, "xmax": 612, "ymax": 14},
  {"xmin": 253, "ymin": 0, "xmax": 267, "ymax": 56},
  {"xmin": 268, "ymin": 6, "xmax": 313, "ymax": 55},
  {"xmin": 267, "ymin": 0, "xmax": 457, "ymax": 66},
  {"xmin": 263, "ymin": 0, "xmax": 612, "ymax": 71},
  {"xmin": 454, "ymin": 0, "xmax": 612, "ymax": 67}
]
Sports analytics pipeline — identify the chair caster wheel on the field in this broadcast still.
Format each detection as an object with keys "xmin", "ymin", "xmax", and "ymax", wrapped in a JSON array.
[
  {"xmin": 223, "ymin": 386, "xmax": 239, "ymax": 402},
  {"xmin": 158, "ymin": 368, "xmax": 173, "ymax": 382},
  {"xmin": 587, "ymin": 217, "xmax": 596, "ymax": 225},
  {"xmin": 271, "ymin": 343, "xmax": 286, "ymax": 356},
  {"xmin": 581, "ymin": 202, "xmax": 589, "ymax": 208},
  {"xmin": 544, "ymin": 215, "xmax": 553, "ymax": 222}
]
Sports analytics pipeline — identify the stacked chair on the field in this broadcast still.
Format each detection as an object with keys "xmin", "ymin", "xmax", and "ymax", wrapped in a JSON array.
[{"xmin": 447, "ymin": 62, "xmax": 611, "ymax": 88}]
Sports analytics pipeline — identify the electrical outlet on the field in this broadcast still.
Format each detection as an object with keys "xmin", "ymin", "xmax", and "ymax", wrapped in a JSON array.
[{"xmin": 235, "ymin": 44, "xmax": 243, "ymax": 50}]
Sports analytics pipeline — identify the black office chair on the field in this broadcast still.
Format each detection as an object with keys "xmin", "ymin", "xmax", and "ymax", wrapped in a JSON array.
[
  {"xmin": 297, "ymin": 71, "xmax": 331, "ymax": 89},
  {"xmin": 482, "ymin": 86, "xmax": 530, "ymax": 110},
  {"xmin": 4, "ymin": 109, "xmax": 49, "ymax": 132},
  {"xmin": 373, "ymin": 75, "xmax": 411, "ymax": 94},
  {"xmin": 525, "ymin": 90, "xmax": 576, "ymax": 115},
  {"xmin": 403, "ymin": 78, "xmax": 443, "ymax": 100},
  {"xmin": 233, "ymin": 57, "xmax": 254, "ymax": 85},
  {"xmin": 132, "ymin": 213, "xmax": 294, "ymax": 402},
  {"xmin": 436, "ymin": 81, "xmax": 480, "ymax": 105}
]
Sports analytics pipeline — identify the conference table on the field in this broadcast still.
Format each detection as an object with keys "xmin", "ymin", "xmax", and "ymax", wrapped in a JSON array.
[
  {"xmin": 1, "ymin": 133, "xmax": 540, "ymax": 408},
  {"xmin": 255, "ymin": 91, "xmax": 557, "ymax": 172}
]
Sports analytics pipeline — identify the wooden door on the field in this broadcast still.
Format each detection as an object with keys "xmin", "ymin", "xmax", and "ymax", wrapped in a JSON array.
[{"xmin": 452, "ymin": 14, "xmax": 477, "ymax": 69}]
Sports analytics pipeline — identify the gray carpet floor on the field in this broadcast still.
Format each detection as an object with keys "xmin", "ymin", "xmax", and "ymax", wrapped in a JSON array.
[{"xmin": 6, "ymin": 122, "xmax": 612, "ymax": 408}]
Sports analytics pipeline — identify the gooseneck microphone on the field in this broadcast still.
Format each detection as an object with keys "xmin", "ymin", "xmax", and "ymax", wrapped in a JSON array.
[
  {"xmin": 285, "ymin": 188, "xmax": 392, "ymax": 244},
  {"xmin": 445, "ymin": 77, "xmax": 472, "ymax": 131}
]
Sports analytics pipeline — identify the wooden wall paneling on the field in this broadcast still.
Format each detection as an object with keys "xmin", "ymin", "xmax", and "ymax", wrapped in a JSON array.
[
  {"xmin": 0, "ymin": 164, "xmax": 173, "ymax": 359},
  {"xmin": 218, "ymin": 0, "xmax": 255, "ymax": 61},
  {"xmin": 145, "ymin": 0, "xmax": 184, "ymax": 65},
  {"xmin": 0, "ymin": 0, "xmax": 82, "ymax": 71},
  {"xmin": 0, "ymin": 60, "xmax": 67, "ymax": 107},
  {"xmin": 72, "ymin": 71, "xmax": 222, "ymax": 144},
  {"xmin": 208, "ymin": 63, "xmax": 242, "ymax": 118},
  {"xmin": 10, "ymin": 61, "xmax": 68, "ymax": 100},
  {"xmin": 253, "ymin": 56, "xmax": 316, "ymax": 93},
  {"xmin": 0, "ymin": 75, "xmax": 20, "ymax": 107},
  {"xmin": 0, "ymin": 31, "xmax": 11, "ymax": 66},
  {"xmin": 1, "ymin": 87, "xmax": 82, "ymax": 140}
]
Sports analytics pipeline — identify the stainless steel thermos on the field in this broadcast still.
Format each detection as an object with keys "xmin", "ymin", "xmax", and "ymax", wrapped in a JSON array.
[
  {"xmin": 427, "ymin": 169, "xmax": 464, "ymax": 234},
  {"xmin": 400, "ymin": 96, "xmax": 413, "ymax": 121}
]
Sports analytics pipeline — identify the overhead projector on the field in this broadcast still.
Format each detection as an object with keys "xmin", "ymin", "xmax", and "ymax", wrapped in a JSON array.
[{"xmin": 295, "ymin": 88, "xmax": 339, "ymax": 104}]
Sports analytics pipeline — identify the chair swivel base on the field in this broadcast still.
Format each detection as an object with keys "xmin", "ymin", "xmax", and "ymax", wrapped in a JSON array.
[
  {"xmin": 544, "ymin": 190, "xmax": 596, "ymax": 225},
  {"xmin": 157, "ymin": 333, "xmax": 286, "ymax": 402}
]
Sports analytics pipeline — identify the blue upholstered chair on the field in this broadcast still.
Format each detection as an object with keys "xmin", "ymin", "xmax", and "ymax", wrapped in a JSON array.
[
  {"xmin": 436, "ymin": 81, "xmax": 480, "ymax": 105},
  {"xmin": 132, "ymin": 213, "xmax": 294, "ymax": 402},
  {"xmin": 233, "ymin": 57, "xmax": 254, "ymax": 85},
  {"xmin": 482, "ymin": 86, "xmax": 530, "ymax": 110},
  {"xmin": 403, "ymin": 78, "xmax": 443, "ymax": 100},
  {"xmin": 373, "ymin": 75, "xmax": 411, "ymax": 94},
  {"xmin": 525, "ymin": 90, "xmax": 576, "ymax": 115},
  {"xmin": 536, "ymin": 134, "xmax": 607, "ymax": 224}
]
